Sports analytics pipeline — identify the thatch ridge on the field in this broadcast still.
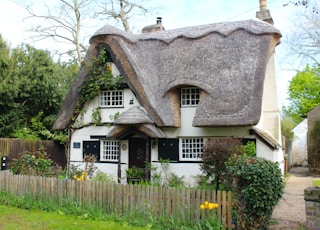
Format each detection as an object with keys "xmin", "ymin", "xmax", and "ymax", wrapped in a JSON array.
[{"xmin": 91, "ymin": 19, "xmax": 280, "ymax": 45}]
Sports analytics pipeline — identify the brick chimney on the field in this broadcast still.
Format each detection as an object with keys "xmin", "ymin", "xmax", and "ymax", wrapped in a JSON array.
[
  {"xmin": 142, "ymin": 17, "xmax": 165, "ymax": 33},
  {"xmin": 256, "ymin": 0, "xmax": 274, "ymax": 25}
]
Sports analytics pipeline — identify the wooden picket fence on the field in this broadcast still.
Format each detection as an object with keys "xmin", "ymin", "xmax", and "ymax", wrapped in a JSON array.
[{"xmin": 0, "ymin": 171, "xmax": 233, "ymax": 229}]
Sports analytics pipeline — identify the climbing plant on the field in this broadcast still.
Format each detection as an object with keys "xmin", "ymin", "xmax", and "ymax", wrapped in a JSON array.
[
  {"xmin": 309, "ymin": 121, "xmax": 320, "ymax": 173},
  {"xmin": 73, "ymin": 48, "xmax": 123, "ymax": 124}
]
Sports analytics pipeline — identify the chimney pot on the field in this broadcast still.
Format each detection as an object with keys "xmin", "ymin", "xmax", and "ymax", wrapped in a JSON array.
[
  {"xmin": 142, "ymin": 17, "xmax": 165, "ymax": 33},
  {"xmin": 156, "ymin": 17, "xmax": 162, "ymax": 24}
]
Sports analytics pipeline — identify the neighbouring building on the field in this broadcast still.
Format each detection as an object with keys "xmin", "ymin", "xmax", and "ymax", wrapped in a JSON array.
[
  {"xmin": 291, "ymin": 119, "xmax": 308, "ymax": 167},
  {"xmin": 53, "ymin": 0, "xmax": 284, "ymax": 185}
]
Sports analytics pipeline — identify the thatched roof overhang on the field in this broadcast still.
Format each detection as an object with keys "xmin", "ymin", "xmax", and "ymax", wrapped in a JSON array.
[
  {"xmin": 53, "ymin": 19, "xmax": 281, "ymax": 130},
  {"xmin": 114, "ymin": 106, "xmax": 154, "ymax": 124},
  {"xmin": 250, "ymin": 127, "xmax": 281, "ymax": 150},
  {"xmin": 107, "ymin": 124, "xmax": 166, "ymax": 139}
]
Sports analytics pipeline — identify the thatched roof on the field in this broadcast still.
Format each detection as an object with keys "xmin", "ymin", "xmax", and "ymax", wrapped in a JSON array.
[
  {"xmin": 107, "ymin": 123, "xmax": 166, "ymax": 139},
  {"xmin": 53, "ymin": 19, "xmax": 281, "ymax": 130},
  {"xmin": 114, "ymin": 106, "xmax": 153, "ymax": 124},
  {"xmin": 250, "ymin": 127, "xmax": 281, "ymax": 149}
]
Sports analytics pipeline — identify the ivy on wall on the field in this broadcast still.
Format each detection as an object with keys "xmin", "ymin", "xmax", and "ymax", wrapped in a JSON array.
[
  {"xmin": 72, "ymin": 48, "xmax": 123, "ymax": 126},
  {"xmin": 309, "ymin": 121, "xmax": 320, "ymax": 173}
]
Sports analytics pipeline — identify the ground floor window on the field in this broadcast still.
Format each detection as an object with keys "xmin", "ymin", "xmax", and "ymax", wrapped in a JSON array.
[
  {"xmin": 180, "ymin": 138, "xmax": 204, "ymax": 161},
  {"xmin": 101, "ymin": 140, "xmax": 120, "ymax": 162}
]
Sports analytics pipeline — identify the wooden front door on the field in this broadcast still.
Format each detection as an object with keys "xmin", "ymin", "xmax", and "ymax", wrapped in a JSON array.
[{"xmin": 129, "ymin": 138, "xmax": 150, "ymax": 179}]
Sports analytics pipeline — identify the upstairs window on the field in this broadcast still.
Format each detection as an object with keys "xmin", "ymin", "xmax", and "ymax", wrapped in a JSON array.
[
  {"xmin": 180, "ymin": 138, "xmax": 203, "ymax": 161},
  {"xmin": 100, "ymin": 90, "xmax": 123, "ymax": 107},
  {"xmin": 181, "ymin": 87, "xmax": 200, "ymax": 107},
  {"xmin": 101, "ymin": 140, "xmax": 119, "ymax": 162}
]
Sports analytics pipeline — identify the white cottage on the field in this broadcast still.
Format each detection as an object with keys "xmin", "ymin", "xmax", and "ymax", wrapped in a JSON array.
[{"xmin": 53, "ymin": 2, "xmax": 284, "ymax": 185}]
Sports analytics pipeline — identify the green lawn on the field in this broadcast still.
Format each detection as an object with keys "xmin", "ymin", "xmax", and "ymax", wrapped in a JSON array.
[
  {"xmin": 0, "ymin": 205, "xmax": 147, "ymax": 230},
  {"xmin": 313, "ymin": 179, "xmax": 320, "ymax": 187}
]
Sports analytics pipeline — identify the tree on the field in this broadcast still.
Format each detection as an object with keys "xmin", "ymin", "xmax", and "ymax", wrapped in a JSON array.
[
  {"xmin": 200, "ymin": 138, "xmax": 243, "ymax": 191},
  {"xmin": 94, "ymin": 0, "xmax": 149, "ymax": 33},
  {"xmin": 283, "ymin": 64, "xmax": 320, "ymax": 123},
  {"xmin": 0, "ymin": 37, "xmax": 78, "ymax": 140},
  {"xmin": 0, "ymin": 35, "xmax": 22, "ymax": 136},
  {"xmin": 15, "ymin": 0, "xmax": 151, "ymax": 65},
  {"xmin": 283, "ymin": 0, "xmax": 320, "ymax": 65}
]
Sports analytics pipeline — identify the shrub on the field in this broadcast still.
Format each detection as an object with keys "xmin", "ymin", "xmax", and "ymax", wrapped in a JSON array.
[
  {"xmin": 200, "ymin": 138, "xmax": 243, "ymax": 190},
  {"xmin": 69, "ymin": 155, "xmax": 97, "ymax": 181},
  {"xmin": 168, "ymin": 173, "xmax": 185, "ymax": 188},
  {"xmin": 9, "ymin": 147, "xmax": 53, "ymax": 176},
  {"xmin": 226, "ymin": 155, "xmax": 284, "ymax": 230},
  {"xmin": 91, "ymin": 171, "xmax": 116, "ymax": 183},
  {"xmin": 243, "ymin": 141, "xmax": 256, "ymax": 157}
]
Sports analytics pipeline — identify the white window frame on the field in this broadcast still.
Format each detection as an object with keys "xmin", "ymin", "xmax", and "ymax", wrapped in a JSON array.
[
  {"xmin": 181, "ymin": 87, "xmax": 200, "ymax": 107},
  {"xmin": 101, "ymin": 140, "xmax": 120, "ymax": 162},
  {"xmin": 100, "ymin": 90, "xmax": 123, "ymax": 107},
  {"xmin": 180, "ymin": 138, "xmax": 204, "ymax": 161}
]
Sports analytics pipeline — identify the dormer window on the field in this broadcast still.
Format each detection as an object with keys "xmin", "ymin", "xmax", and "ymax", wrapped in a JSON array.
[
  {"xmin": 180, "ymin": 87, "xmax": 200, "ymax": 107},
  {"xmin": 100, "ymin": 90, "xmax": 123, "ymax": 107}
]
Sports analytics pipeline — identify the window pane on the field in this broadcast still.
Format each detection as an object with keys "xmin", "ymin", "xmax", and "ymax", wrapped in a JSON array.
[
  {"xmin": 180, "ymin": 138, "xmax": 203, "ymax": 160},
  {"xmin": 181, "ymin": 87, "xmax": 200, "ymax": 107},
  {"xmin": 100, "ymin": 90, "xmax": 123, "ymax": 107},
  {"xmin": 102, "ymin": 140, "xmax": 119, "ymax": 162}
]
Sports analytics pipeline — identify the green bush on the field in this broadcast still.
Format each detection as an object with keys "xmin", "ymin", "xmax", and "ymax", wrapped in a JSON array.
[
  {"xmin": 226, "ymin": 155, "xmax": 284, "ymax": 230},
  {"xmin": 200, "ymin": 138, "xmax": 243, "ymax": 190},
  {"xmin": 243, "ymin": 141, "xmax": 256, "ymax": 157},
  {"xmin": 9, "ymin": 147, "xmax": 53, "ymax": 176},
  {"xmin": 91, "ymin": 171, "xmax": 116, "ymax": 183}
]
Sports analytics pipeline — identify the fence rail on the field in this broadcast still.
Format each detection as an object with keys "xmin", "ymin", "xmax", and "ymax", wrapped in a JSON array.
[{"xmin": 0, "ymin": 171, "xmax": 232, "ymax": 229}]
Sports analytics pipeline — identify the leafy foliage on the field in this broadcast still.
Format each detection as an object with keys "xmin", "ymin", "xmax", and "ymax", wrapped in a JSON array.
[
  {"xmin": 74, "ymin": 49, "xmax": 123, "ymax": 123},
  {"xmin": 0, "ymin": 37, "xmax": 78, "ymax": 141},
  {"xmin": 280, "ymin": 116, "xmax": 296, "ymax": 141},
  {"xmin": 283, "ymin": 65, "xmax": 320, "ymax": 123},
  {"xmin": 69, "ymin": 155, "xmax": 97, "ymax": 180},
  {"xmin": 91, "ymin": 171, "xmax": 116, "ymax": 183},
  {"xmin": 309, "ymin": 121, "xmax": 320, "ymax": 173},
  {"xmin": 226, "ymin": 155, "xmax": 284, "ymax": 230},
  {"xmin": 9, "ymin": 147, "xmax": 53, "ymax": 177},
  {"xmin": 242, "ymin": 141, "xmax": 256, "ymax": 157},
  {"xmin": 200, "ymin": 138, "xmax": 243, "ymax": 190}
]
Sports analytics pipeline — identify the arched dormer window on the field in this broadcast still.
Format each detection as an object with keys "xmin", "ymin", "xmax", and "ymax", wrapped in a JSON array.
[{"xmin": 180, "ymin": 87, "xmax": 200, "ymax": 107}]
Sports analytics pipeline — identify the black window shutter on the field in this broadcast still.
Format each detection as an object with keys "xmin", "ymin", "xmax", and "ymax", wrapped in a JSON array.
[
  {"xmin": 158, "ymin": 138, "xmax": 179, "ymax": 161},
  {"xmin": 83, "ymin": 141, "xmax": 100, "ymax": 161}
]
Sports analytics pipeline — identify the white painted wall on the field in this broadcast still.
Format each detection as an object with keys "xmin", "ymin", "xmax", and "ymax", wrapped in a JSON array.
[{"xmin": 69, "ymin": 59, "xmax": 284, "ymax": 185}]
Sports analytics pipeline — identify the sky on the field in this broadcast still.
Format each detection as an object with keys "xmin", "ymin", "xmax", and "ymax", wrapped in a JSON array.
[{"xmin": 0, "ymin": 0, "xmax": 303, "ymax": 107}]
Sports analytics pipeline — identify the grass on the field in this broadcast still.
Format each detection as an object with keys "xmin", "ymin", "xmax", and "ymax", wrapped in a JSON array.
[
  {"xmin": 0, "ymin": 191, "xmax": 223, "ymax": 230},
  {"xmin": 0, "ymin": 205, "xmax": 147, "ymax": 230},
  {"xmin": 313, "ymin": 179, "xmax": 320, "ymax": 187}
]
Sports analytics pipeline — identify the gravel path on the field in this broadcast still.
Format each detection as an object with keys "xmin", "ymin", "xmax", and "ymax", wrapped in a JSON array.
[{"xmin": 269, "ymin": 167, "xmax": 319, "ymax": 229}]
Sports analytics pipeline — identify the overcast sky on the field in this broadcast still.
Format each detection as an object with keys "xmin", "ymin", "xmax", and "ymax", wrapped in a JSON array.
[{"xmin": 0, "ymin": 0, "xmax": 303, "ymax": 107}]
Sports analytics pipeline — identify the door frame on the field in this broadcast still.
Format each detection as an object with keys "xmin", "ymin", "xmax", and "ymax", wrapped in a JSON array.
[{"xmin": 128, "ymin": 137, "xmax": 151, "ymax": 180}]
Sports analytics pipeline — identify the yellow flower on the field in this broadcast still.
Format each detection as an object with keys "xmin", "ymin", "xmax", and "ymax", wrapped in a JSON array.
[{"xmin": 200, "ymin": 201, "xmax": 219, "ymax": 210}]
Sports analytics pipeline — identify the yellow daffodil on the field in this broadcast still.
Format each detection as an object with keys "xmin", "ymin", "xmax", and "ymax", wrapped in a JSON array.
[{"xmin": 200, "ymin": 201, "xmax": 219, "ymax": 210}]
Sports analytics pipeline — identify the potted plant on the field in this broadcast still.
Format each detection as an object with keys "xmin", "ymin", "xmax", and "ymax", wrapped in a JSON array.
[{"xmin": 126, "ymin": 166, "xmax": 145, "ymax": 184}]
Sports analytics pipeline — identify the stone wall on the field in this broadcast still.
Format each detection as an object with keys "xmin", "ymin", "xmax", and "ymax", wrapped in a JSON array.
[{"xmin": 305, "ymin": 187, "xmax": 320, "ymax": 229}]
